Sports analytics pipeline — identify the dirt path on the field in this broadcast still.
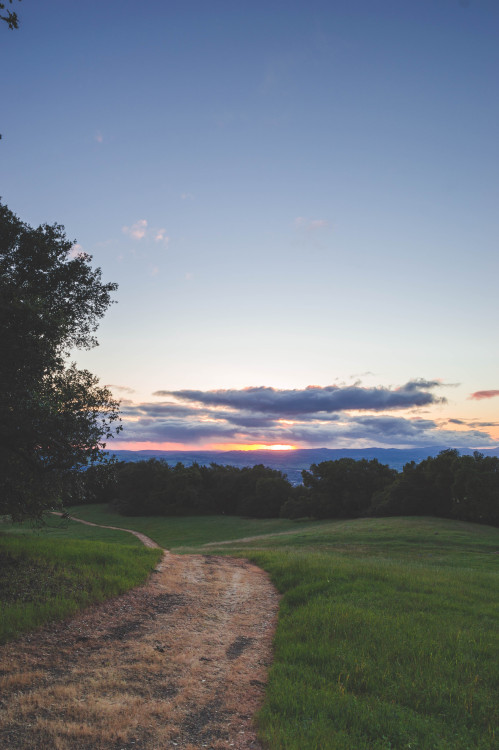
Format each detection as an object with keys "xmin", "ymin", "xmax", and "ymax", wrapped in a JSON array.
[
  {"xmin": 51, "ymin": 512, "xmax": 161, "ymax": 548},
  {"xmin": 0, "ymin": 523, "xmax": 280, "ymax": 749},
  {"xmin": 202, "ymin": 528, "xmax": 309, "ymax": 547}
]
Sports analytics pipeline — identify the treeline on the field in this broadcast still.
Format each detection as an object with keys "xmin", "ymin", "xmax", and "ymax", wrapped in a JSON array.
[
  {"xmin": 81, "ymin": 449, "xmax": 499, "ymax": 526},
  {"xmin": 84, "ymin": 461, "xmax": 292, "ymax": 518}
]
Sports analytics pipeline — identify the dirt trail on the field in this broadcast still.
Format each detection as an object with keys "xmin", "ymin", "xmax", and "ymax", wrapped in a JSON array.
[
  {"xmin": 0, "ymin": 521, "xmax": 279, "ymax": 749},
  {"xmin": 202, "ymin": 528, "xmax": 307, "ymax": 547},
  {"xmin": 51, "ymin": 512, "xmax": 161, "ymax": 548}
]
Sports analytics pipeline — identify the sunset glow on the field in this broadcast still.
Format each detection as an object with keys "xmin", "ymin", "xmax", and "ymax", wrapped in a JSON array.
[
  {"xmin": 211, "ymin": 443, "xmax": 298, "ymax": 452},
  {"xmin": 109, "ymin": 441, "xmax": 299, "ymax": 452}
]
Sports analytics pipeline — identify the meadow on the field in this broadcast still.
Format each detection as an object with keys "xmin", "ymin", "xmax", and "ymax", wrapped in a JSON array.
[
  {"xmin": 0, "ymin": 515, "xmax": 162, "ymax": 644},
  {"xmin": 1, "ymin": 507, "xmax": 498, "ymax": 749}
]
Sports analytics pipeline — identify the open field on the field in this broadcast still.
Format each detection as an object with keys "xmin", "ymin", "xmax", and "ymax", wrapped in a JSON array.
[
  {"xmin": 203, "ymin": 517, "xmax": 499, "ymax": 749},
  {"xmin": 2, "ymin": 508, "xmax": 499, "ymax": 748},
  {"xmin": 71, "ymin": 508, "xmax": 499, "ymax": 749},
  {"xmin": 66, "ymin": 503, "xmax": 320, "ymax": 548}
]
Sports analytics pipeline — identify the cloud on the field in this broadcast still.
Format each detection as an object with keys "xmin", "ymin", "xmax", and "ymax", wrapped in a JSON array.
[
  {"xmin": 153, "ymin": 381, "xmax": 446, "ymax": 416},
  {"xmin": 122, "ymin": 219, "xmax": 148, "ymax": 240},
  {"xmin": 112, "ymin": 380, "xmax": 497, "ymax": 450},
  {"xmin": 470, "ymin": 390, "xmax": 499, "ymax": 400},
  {"xmin": 448, "ymin": 418, "xmax": 499, "ymax": 428},
  {"xmin": 95, "ymin": 131, "xmax": 104, "ymax": 144},
  {"xmin": 294, "ymin": 217, "xmax": 329, "ymax": 231},
  {"xmin": 106, "ymin": 384, "xmax": 136, "ymax": 394},
  {"xmin": 116, "ymin": 403, "xmax": 497, "ymax": 450},
  {"xmin": 154, "ymin": 229, "xmax": 170, "ymax": 244},
  {"xmin": 68, "ymin": 243, "xmax": 85, "ymax": 259}
]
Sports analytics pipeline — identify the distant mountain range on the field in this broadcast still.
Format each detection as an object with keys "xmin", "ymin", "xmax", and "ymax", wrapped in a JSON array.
[{"xmin": 108, "ymin": 446, "xmax": 499, "ymax": 485}]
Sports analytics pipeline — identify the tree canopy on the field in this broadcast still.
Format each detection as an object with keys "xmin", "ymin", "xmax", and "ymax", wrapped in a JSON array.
[
  {"xmin": 0, "ymin": 1, "xmax": 21, "ymax": 30},
  {"xmin": 0, "ymin": 201, "xmax": 120, "ymax": 520}
]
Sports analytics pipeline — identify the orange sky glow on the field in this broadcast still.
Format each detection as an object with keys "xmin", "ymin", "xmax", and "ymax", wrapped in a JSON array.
[{"xmin": 113, "ymin": 441, "xmax": 298, "ymax": 452}]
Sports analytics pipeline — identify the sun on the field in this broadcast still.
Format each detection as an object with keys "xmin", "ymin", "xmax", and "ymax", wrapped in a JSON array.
[
  {"xmin": 237, "ymin": 443, "xmax": 297, "ymax": 451},
  {"xmin": 210, "ymin": 443, "xmax": 298, "ymax": 451}
]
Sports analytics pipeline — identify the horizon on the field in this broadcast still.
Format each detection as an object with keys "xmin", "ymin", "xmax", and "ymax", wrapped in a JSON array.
[
  {"xmin": 109, "ymin": 444, "xmax": 499, "ymax": 455},
  {"xmin": 2, "ymin": 1, "xmax": 498, "ymax": 453}
]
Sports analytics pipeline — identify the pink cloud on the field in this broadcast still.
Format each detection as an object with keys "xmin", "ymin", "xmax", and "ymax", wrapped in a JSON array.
[
  {"xmin": 68, "ymin": 243, "xmax": 85, "ymax": 259},
  {"xmin": 155, "ymin": 229, "xmax": 170, "ymax": 244},
  {"xmin": 294, "ymin": 217, "xmax": 329, "ymax": 231},
  {"xmin": 122, "ymin": 219, "xmax": 148, "ymax": 240},
  {"xmin": 470, "ymin": 390, "xmax": 499, "ymax": 400}
]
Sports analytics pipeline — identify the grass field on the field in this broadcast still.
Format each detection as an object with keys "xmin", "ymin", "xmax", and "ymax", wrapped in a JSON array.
[
  {"xmin": 2, "ymin": 506, "xmax": 498, "ymax": 748},
  {"xmin": 66, "ymin": 503, "xmax": 317, "ymax": 547},
  {"xmin": 204, "ymin": 517, "xmax": 499, "ymax": 750},
  {"xmin": 70, "ymin": 506, "xmax": 499, "ymax": 750},
  {"xmin": 0, "ymin": 514, "xmax": 162, "ymax": 644}
]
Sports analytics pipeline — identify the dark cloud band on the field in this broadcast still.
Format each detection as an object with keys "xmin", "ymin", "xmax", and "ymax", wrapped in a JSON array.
[{"xmin": 153, "ymin": 380, "xmax": 446, "ymax": 416}]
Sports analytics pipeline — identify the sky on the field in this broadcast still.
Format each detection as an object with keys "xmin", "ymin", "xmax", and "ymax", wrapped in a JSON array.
[{"xmin": 2, "ymin": 0, "xmax": 499, "ymax": 451}]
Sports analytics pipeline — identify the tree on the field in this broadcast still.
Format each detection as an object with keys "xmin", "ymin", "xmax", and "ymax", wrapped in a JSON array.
[
  {"xmin": 0, "ymin": 201, "xmax": 120, "ymax": 520},
  {"xmin": 302, "ymin": 458, "xmax": 397, "ymax": 519},
  {"xmin": 0, "ymin": 1, "xmax": 21, "ymax": 30}
]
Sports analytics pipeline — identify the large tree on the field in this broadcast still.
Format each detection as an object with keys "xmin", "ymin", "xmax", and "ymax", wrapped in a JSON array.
[{"xmin": 0, "ymin": 202, "xmax": 121, "ymax": 520}]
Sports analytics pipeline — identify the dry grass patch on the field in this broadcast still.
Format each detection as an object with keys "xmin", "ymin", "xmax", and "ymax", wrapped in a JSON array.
[{"xmin": 0, "ymin": 552, "xmax": 279, "ymax": 749}]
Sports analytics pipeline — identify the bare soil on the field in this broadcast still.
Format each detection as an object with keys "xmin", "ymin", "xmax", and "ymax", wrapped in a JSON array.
[{"xmin": 0, "ymin": 526, "xmax": 279, "ymax": 749}]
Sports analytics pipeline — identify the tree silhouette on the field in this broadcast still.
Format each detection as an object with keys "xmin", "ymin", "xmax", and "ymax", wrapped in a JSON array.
[
  {"xmin": 0, "ymin": 202, "xmax": 120, "ymax": 520},
  {"xmin": 0, "ymin": 1, "xmax": 21, "ymax": 30}
]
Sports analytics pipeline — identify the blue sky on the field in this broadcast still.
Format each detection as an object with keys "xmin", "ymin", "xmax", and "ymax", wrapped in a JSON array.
[{"xmin": 2, "ymin": 0, "xmax": 499, "ymax": 450}]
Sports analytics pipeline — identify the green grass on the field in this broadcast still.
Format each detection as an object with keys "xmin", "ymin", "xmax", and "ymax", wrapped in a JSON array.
[
  {"xmin": 0, "ymin": 514, "xmax": 162, "ymax": 644},
  {"xmin": 66, "ymin": 503, "xmax": 316, "ymax": 547},
  {"xmin": 2, "ymin": 508, "xmax": 498, "ymax": 748},
  {"xmin": 71, "ymin": 509, "xmax": 499, "ymax": 749},
  {"xmin": 203, "ymin": 517, "xmax": 499, "ymax": 749}
]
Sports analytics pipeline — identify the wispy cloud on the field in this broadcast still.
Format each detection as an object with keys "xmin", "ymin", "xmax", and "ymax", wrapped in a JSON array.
[
  {"xmin": 122, "ymin": 219, "xmax": 148, "ymax": 240},
  {"xmin": 470, "ymin": 390, "xmax": 499, "ymax": 400},
  {"xmin": 448, "ymin": 417, "xmax": 499, "ymax": 428},
  {"xmin": 122, "ymin": 220, "xmax": 170, "ymax": 246},
  {"xmin": 95, "ymin": 131, "xmax": 104, "ymax": 144},
  {"xmin": 106, "ymin": 384, "xmax": 136, "ymax": 395},
  {"xmin": 294, "ymin": 217, "xmax": 329, "ymax": 231},
  {"xmin": 154, "ymin": 229, "xmax": 169, "ymax": 244}
]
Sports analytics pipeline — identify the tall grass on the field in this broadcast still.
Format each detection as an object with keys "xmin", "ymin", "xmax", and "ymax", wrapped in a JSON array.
[
  {"xmin": 202, "ymin": 517, "xmax": 499, "ymax": 749},
  {"xmin": 0, "ymin": 520, "xmax": 161, "ymax": 644}
]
